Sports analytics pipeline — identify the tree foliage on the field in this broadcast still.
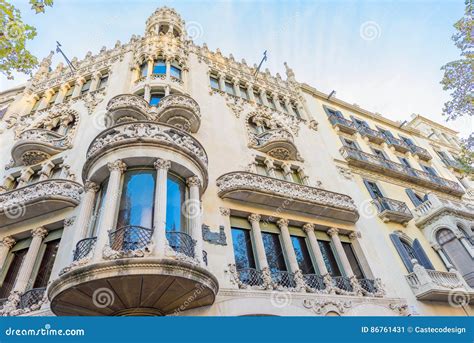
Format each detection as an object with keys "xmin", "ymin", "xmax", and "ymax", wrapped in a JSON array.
[{"xmin": 0, "ymin": 0, "xmax": 53, "ymax": 79}]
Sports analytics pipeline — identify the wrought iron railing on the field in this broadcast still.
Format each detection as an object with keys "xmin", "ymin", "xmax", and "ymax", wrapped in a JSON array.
[
  {"xmin": 236, "ymin": 268, "xmax": 264, "ymax": 287},
  {"xmin": 359, "ymin": 279, "xmax": 377, "ymax": 294},
  {"xmin": 73, "ymin": 237, "xmax": 97, "ymax": 261},
  {"xmin": 202, "ymin": 250, "xmax": 208, "ymax": 265},
  {"xmin": 328, "ymin": 115, "xmax": 357, "ymax": 131},
  {"xmin": 357, "ymin": 126, "xmax": 386, "ymax": 141},
  {"xmin": 271, "ymin": 270, "xmax": 297, "ymax": 288},
  {"xmin": 444, "ymin": 158, "xmax": 463, "ymax": 170},
  {"xmin": 409, "ymin": 145, "xmax": 431, "ymax": 160},
  {"xmin": 0, "ymin": 298, "xmax": 7, "ymax": 309},
  {"xmin": 332, "ymin": 276, "xmax": 353, "ymax": 292},
  {"xmin": 385, "ymin": 136, "xmax": 410, "ymax": 151},
  {"xmin": 109, "ymin": 226, "xmax": 153, "ymax": 252},
  {"xmin": 166, "ymin": 231, "xmax": 195, "ymax": 258},
  {"xmin": 18, "ymin": 287, "xmax": 46, "ymax": 309},
  {"xmin": 372, "ymin": 197, "xmax": 412, "ymax": 216},
  {"xmin": 303, "ymin": 274, "xmax": 326, "ymax": 291}
]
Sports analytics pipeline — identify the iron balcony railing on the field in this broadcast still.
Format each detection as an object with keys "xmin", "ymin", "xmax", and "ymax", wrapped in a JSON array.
[
  {"xmin": 340, "ymin": 147, "xmax": 464, "ymax": 195},
  {"xmin": 332, "ymin": 276, "xmax": 353, "ymax": 292},
  {"xmin": 18, "ymin": 287, "xmax": 46, "ymax": 309},
  {"xmin": 357, "ymin": 125, "xmax": 386, "ymax": 142},
  {"xmin": 359, "ymin": 279, "xmax": 377, "ymax": 294},
  {"xmin": 444, "ymin": 158, "xmax": 463, "ymax": 170},
  {"xmin": 408, "ymin": 145, "xmax": 432, "ymax": 160},
  {"xmin": 166, "ymin": 231, "xmax": 195, "ymax": 258},
  {"xmin": 303, "ymin": 274, "xmax": 326, "ymax": 291},
  {"xmin": 372, "ymin": 196, "xmax": 413, "ymax": 217},
  {"xmin": 328, "ymin": 115, "xmax": 357, "ymax": 132},
  {"xmin": 109, "ymin": 225, "xmax": 153, "ymax": 252},
  {"xmin": 385, "ymin": 136, "xmax": 410, "ymax": 152},
  {"xmin": 237, "ymin": 268, "xmax": 264, "ymax": 287},
  {"xmin": 73, "ymin": 237, "xmax": 97, "ymax": 261},
  {"xmin": 271, "ymin": 270, "xmax": 297, "ymax": 288}
]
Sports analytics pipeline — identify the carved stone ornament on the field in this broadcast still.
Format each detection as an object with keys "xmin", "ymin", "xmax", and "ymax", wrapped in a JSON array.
[{"xmin": 303, "ymin": 298, "xmax": 352, "ymax": 315}]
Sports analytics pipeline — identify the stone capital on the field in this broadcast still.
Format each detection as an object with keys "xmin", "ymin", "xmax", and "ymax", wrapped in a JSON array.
[
  {"xmin": 107, "ymin": 160, "xmax": 127, "ymax": 173},
  {"xmin": 186, "ymin": 176, "xmax": 201, "ymax": 188},
  {"xmin": 154, "ymin": 158, "xmax": 171, "ymax": 171},
  {"xmin": 31, "ymin": 227, "xmax": 48, "ymax": 239},
  {"xmin": 276, "ymin": 218, "xmax": 289, "ymax": 228},
  {"xmin": 84, "ymin": 180, "xmax": 100, "ymax": 193},
  {"xmin": 302, "ymin": 223, "xmax": 315, "ymax": 234},
  {"xmin": 0, "ymin": 236, "xmax": 16, "ymax": 249},
  {"xmin": 248, "ymin": 213, "xmax": 261, "ymax": 224},
  {"xmin": 327, "ymin": 227, "xmax": 339, "ymax": 237},
  {"xmin": 219, "ymin": 207, "xmax": 231, "ymax": 216},
  {"xmin": 349, "ymin": 231, "xmax": 362, "ymax": 240}
]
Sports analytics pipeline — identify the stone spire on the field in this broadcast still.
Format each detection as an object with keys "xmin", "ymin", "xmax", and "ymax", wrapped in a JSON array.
[
  {"xmin": 33, "ymin": 50, "xmax": 54, "ymax": 80},
  {"xmin": 145, "ymin": 7, "xmax": 186, "ymax": 39},
  {"xmin": 284, "ymin": 61, "xmax": 296, "ymax": 82}
]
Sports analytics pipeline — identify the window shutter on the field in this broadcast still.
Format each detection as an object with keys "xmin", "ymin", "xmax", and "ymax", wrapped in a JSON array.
[
  {"xmin": 413, "ymin": 239, "xmax": 434, "ymax": 270},
  {"xmin": 390, "ymin": 233, "xmax": 414, "ymax": 272},
  {"xmin": 405, "ymin": 189, "xmax": 423, "ymax": 206},
  {"xmin": 363, "ymin": 180, "xmax": 378, "ymax": 199}
]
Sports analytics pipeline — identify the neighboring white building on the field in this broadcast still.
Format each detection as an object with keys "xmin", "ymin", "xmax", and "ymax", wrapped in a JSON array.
[{"xmin": 0, "ymin": 7, "xmax": 472, "ymax": 317}]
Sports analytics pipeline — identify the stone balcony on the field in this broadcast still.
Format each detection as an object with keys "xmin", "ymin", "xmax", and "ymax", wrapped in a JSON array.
[
  {"xmin": 340, "ymin": 147, "xmax": 464, "ymax": 196},
  {"xmin": 0, "ymin": 179, "xmax": 83, "ymax": 228},
  {"xmin": 328, "ymin": 115, "xmax": 357, "ymax": 135},
  {"xmin": 357, "ymin": 126, "xmax": 386, "ymax": 144},
  {"xmin": 409, "ymin": 145, "xmax": 432, "ymax": 161},
  {"xmin": 386, "ymin": 136, "xmax": 411, "ymax": 153},
  {"xmin": 413, "ymin": 193, "xmax": 474, "ymax": 228},
  {"xmin": 444, "ymin": 158, "xmax": 464, "ymax": 173},
  {"xmin": 372, "ymin": 196, "xmax": 413, "ymax": 225},
  {"xmin": 48, "ymin": 228, "xmax": 218, "ymax": 316},
  {"xmin": 105, "ymin": 93, "xmax": 201, "ymax": 133},
  {"xmin": 405, "ymin": 260, "xmax": 474, "ymax": 303},
  {"xmin": 11, "ymin": 129, "xmax": 69, "ymax": 166},
  {"xmin": 216, "ymin": 171, "xmax": 359, "ymax": 223},
  {"xmin": 249, "ymin": 128, "xmax": 300, "ymax": 161}
]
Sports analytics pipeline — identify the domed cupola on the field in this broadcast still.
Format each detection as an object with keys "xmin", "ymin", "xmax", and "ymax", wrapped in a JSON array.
[{"xmin": 145, "ymin": 7, "xmax": 186, "ymax": 39}]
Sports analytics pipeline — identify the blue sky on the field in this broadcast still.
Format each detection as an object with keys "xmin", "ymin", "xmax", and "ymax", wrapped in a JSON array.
[{"xmin": 2, "ymin": 0, "xmax": 472, "ymax": 137}]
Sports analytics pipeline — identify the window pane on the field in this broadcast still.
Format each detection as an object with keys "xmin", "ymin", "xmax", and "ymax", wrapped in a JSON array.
[
  {"xmin": 254, "ymin": 91, "xmax": 262, "ymax": 104},
  {"xmin": 210, "ymin": 77, "xmax": 219, "ymax": 90},
  {"xmin": 231, "ymin": 228, "xmax": 256, "ymax": 269},
  {"xmin": 318, "ymin": 240, "xmax": 341, "ymax": 276},
  {"xmin": 342, "ymin": 242, "xmax": 364, "ymax": 279},
  {"xmin": 117, "ymin": 170, "xmax": 156, "ymax": 229},
  {"xmin": 267, "ymin": 96, "xmax": 276, "ymax": 109},
  {"xmin": 0, "ymin": 249, "xmax": 28, "ymax": 299},
  {"xmin": 225, "ymin": 82, "xmax": 234, "ymax": 95},
  {"xmin": 170, "ymin": 65, "xmax": 181, "ymax": 79},
  {"xmin": 273, "ymin": 167, "xmax": 286, "ymax": 180},
  {"xmin": 149, "ymin": 94, "xmax": 163, "ymax": 106},
  {"xmin": 33, "ymin": 239, "xmax": 61, "ymax": 288},
  {"xmin": 240, "ymin": 87, "xmax": 248, "ymax": 100},
  {"xmin": 262, "ymin": 232, "xmax": 287, "ymax": 272},
  {"xmin": 153, "ymin": 59, "xmax": 166, "ymax": 74},
  {"xmin": 99, "ymin": 75, "xmax": 108, "ymax": 89},
  {"xmin": 166, "ymin": 175, "xmax": 185, "ymax": 232},
  {"xmin": 89, "ymin": 179, "xmax": 108, "ymax": 237},
  {"xmin": 291, "ymin": 236, "xmax": 315, "ymax": 274},
  {"xmin": 140, "ymin": 62, "xmax": 148, "ymax": 77},
  {"xmin": 81, "ymin": 80, "xmax": 91, "ymax": 94},
  {"xmin": 256, "ymin": 163, "xmax": 268, "ymax": 176}
]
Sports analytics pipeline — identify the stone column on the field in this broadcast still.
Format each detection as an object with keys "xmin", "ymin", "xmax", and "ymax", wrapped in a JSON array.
[
  {"xmin": 285, "ymin": 98, "xmax": 295, "ymax": 116},
  {"xmin": 302, "ymin": 224, "xmax": 329, "ymax": 276},
  {"xmin": 264, "ymin": 158, "xmax": 276, "ymax": 178},
  {"xmin": 152, "ymin": 159, "xmax": 170, "ymax": 256},
  {"xmin": 281, "ymin": 163, "xmax": 294, "ymax": 182},
  {"xmin": 165, "ymin": 59, "xmax": 171, "ymax": 80},
  {"xmin": 297, "ymin": 167, "xmax": 310, "ymax": 186},
  {"xmin": 247, "ymin": 85, "xmax": 256, "ymax": 102},
  {"xmin": 90, "ymin": 72, "xmax": 101, "ymax": 92},
  {"xmin": 0, "ymin": 237, "xmax": 16, "ymax": 270},
  {"xmin": 92, "ymin": 160, "xmax": 126, "ymax": 262},
  {"xmin": 273, "ymin": 95, "xmax": 283, "ymax": 112},
  {"xmin": 146, "ymin": 58, "xmax": 153, "ymax": 79},
  {"xmin": 218, "ymin": 73, "xmax": 226, "ymax": 91},
  {"xmin": 233, "ymin": 80, "xmax": 240, "ymax": 97},
  {"xmin": 455, "ymin": 232, "xmax": 474, "ymax": 258},
  {"xmin": 277, "ymin": 219, "xmax": 306, "ymax": 290},
  {"xmin": 17, "ymin": 168, "xmax": 34, "ymax": 188},
  {"xmin": 432, "ymin": 244, "xmax": 454, "ymax": 269},
  {"xmin": 248, "ymin": 214, "xmax": 268, "ymax": 270},
  {"xmin": 182, "ymin": 67, "xmax": 189, "ymax": 90},
  {"xmin": 327, "ymin": 228, "xmax": 354, "ymax": 277},
  {"xmin": 187, "ymin": 176, "xmax": 203, "ymax": 264},
  {"xmin": 260, "ymin": 90, "xmax": 269, "ymax": 106},
  {"xmin": 38, "ymin": 161, "xmax": 55, "ymax": 181},
  {"xmin": 14, "ymin": 227, "xmax": 48, "ymax": 293},
  {"xmin": 72, "ymin": 78, "xmax": 85, "ymax": 98},
  {"xmin": 144, "ymin": 84, "xmax": 151, "ymax": 102},
  {"xmin": 55, "ymin": 84, "xmax": 68, "ymax": 104}
]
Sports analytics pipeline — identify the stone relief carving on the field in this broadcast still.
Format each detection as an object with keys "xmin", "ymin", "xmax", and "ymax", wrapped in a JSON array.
[
  {"xmin": 202, "ymin": 224, "xmax": 227, "ymax": 246},
  {"xmin": 302, "ymin": 299, "xmax": 352, "ymax": 315}
]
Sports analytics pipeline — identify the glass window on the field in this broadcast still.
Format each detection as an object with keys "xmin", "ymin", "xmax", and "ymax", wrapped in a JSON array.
[
  {"xmin": 291, "ymin": 236, "xmax": 315, "ymax": 274},
  {"xmin": 210, "ymin": 76, "xmax": 219, "ymax": 90},
  {"xmin": 422, "ymin": 165, "xmax": 438, "ymax": 176},
  {"xmin": 273, "ymin": 166, "xmax": 286, "ymax": 180},
  {"xmin": 0, "ymin": 249, "xmax": 28, "ymax": 299},
  {"xmin": 153, "ymin": 59, "xmax": 166, "ymax": 75},
  {"xmin": 342, "ymin": 242, "xmax": 364, "ymax": 279},
  {"xmin": 98, "ymin": 75, "xmax": 108, "ymax": 89},
  {"xmin": 267, "ymin": 95, "xmax": 276, "ymax": 109},
  {"xmin": 255, "ymin": 161, "xmax": 268, "ymax": 176},
  {"xmin": 225, "ymin": 81, "xmax": 234, "ymax": 95},
  {"xmin": 140, "ymin": 62, "xmax": 148, "ymax": 77},
  {"xmin": 372, "ymin": 149, "xmax": 386, "ymax": 160},
  {"xmin": 117, "ymin": 170, "xmax": 156, "ymax": 229},
  {"xmin": 33, "ymin": 239, "xmax": 61, "ymax": 288},
  {"xmin": 254, "ymin": 91, "xmax": 262, "ymax": 104},
  {"xmin": 64, "ymin": 87, "xmax": 73, "ymax": 101},
  {"xmin": 81, "ymin": 79, "xmax": 91, "ymax": 95},
  {"xmin": 262, "ymin": 232, "xmax": 287, "ymax": 272},
  {"xmin": 318, "ymin": 240, "xmax": 341, "ymax": 276},
  {"xmin": 149, "ymin": 93, "xmax": 164, "ymax": 106},
  {"xmin": 170, "ymin": 65, "xmax": 181, "ymax": 79},
  {"xmin": 89, "ymin": 179, "xmax": 108, "ymax": 237},
  {"xmin": 231, "ymin": 228, "xmax": 256, "ymax": 270},
  {"xmin": 398, "ymin": 157, "xmax": 411, "ymax": 168},
  {"xmin": 239, "ymin": 86, "xmax": 248, "ymax": 100},
  {"xmin": 48, "ymin": 92, "xmax": 58, "ymax": 106},
  {"xmin": 166, "ymin": 174, "xmax": 185, "ymax": 232}
]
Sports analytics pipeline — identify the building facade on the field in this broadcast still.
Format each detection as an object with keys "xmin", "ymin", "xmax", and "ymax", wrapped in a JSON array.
[{"xmin": 0, "ymin": 7, "xmax": 473, "ymax": 317}]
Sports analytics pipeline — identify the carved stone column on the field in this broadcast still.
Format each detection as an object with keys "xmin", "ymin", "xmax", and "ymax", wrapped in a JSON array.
[
  {"xmin": 165, "ymin": 59, "xmax": 171, "ymax": 80},
  {"xmin": 432, "ymin": 244, "xmax": 454, "ymax": 269},
  {"xmin": 285, "ymin": 98, "xmax": 295, "ymax": 117},
  {"xmin": 218, "ymin": 72, "xmax": 225, "ymax": 91},
  {"xmin": 71, "ymin": 181, "xmax": 99, "ymax": 262},
  {"xmin": 17, "ymin": 168, "xmax": 34, "ymax": 188},
  {"xmin": 297, "ymin": 167, "xmax": 310, "ymax": 186},
  {"xmin": 72, "ymin": 78, "xmax": 85, "ymax": 98},
  {"xmin": 273, "ymin": 94, "xmax": 283, "ymax": 112},
  {"xmin": 152, "ymin": 159, "xmax": 170, "ymax": 256},
  {"xmin": 247, "ymin": 85, "xmax": 256, "ymax": 102},
  {"xmin": 233, "ymin": 80, "xmax": 240, "ymax": 97},
  {"xmin": 92, "ymin": 160, "xmax": 126, "ymax": 262},
  {"xmin": 248, "ymin": 214, "xmax": 268, "ymax": 270},
  {"xmin": 144, "ymin": 84, "xmax": 151, "ymax": 102},
  {"xmin": 281, "ymin": 163, "xmax": 294, "ymax": 182},
  {"xmin": 146, "ymin": 57, "xmax": 153, "ymax": 79},
  {"xmin": 260, "ymin": 89, "xmax": 269, "ymax": 106},
  {"xmin": 182, "ymin": 67, "xmax": 189, "ymax": 91},
  {"xmin": 90, "ymin": 72, "xmax": 102, "ymax": 92},
  {"xmin": 277, "ymin": 219, "xmax": 306, "ymax": 290},
  {"xmin": 264, "ymin": 158, "xmax": 276, "ymax": 178},
  {"xmin": 187, "ymin": 176, "xmax": 203, "ymax": 264},
  {"xmin": 0, "ymin": 237, "xmax": 16, "ymax": 269},
  {"xmin": 55, "ymin": 85, "xmax": 68, "ymax": 104},
  {"xmin": 38, "ymin": 161, "xmax": 55, "ymax": 181},
  {"xmin": 14, "ymin": 227, "xmax": 48, "ymax": 293},
  {"xmin": 327, "ymin": 228, "xmax": 354, "ymax": 277}
]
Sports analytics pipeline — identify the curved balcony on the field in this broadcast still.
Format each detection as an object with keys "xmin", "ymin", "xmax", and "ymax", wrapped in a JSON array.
[
  {"xmin": 216, "ymin": 172, "xmax": 359, "ymax": 223},
  {"xmin": 105, "ymin": 94, "xmax": 150, "ymax": 126},
  {"xmin": 0, "ymin": 179, "xmax": 83, "ymax": 228},
  {"xmin": 84, "ymin": 121, "xmax": 208, "ymax": 187},
  {"xmin": 11, "ymin": 129, "xmax": 69, "ymax": 166},
  {"xmin": 249, "ymin": 129, "xmax": 299, "ymax": 161},
  {"xmin": 154, "ymin": 94, "xmax": 201, "ymax": 133},
  {"xmin": 372, "ymin": 196, "xmax": 413, "ymax": 225}
]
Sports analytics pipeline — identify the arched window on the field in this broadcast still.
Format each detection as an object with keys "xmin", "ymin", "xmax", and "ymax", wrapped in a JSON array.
[
  {"xmin": 152, "ymin": 59, "xmax": 166, "ymax": 75},
  {"xmin": 389, "ymin": 233, "xmax": 434, "ymax": 272}
]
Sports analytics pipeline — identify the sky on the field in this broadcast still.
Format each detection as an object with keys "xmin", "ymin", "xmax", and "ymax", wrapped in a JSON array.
[{"xmin": 2, "ymin": 0, "xmax": 472, "ymax": 137}]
